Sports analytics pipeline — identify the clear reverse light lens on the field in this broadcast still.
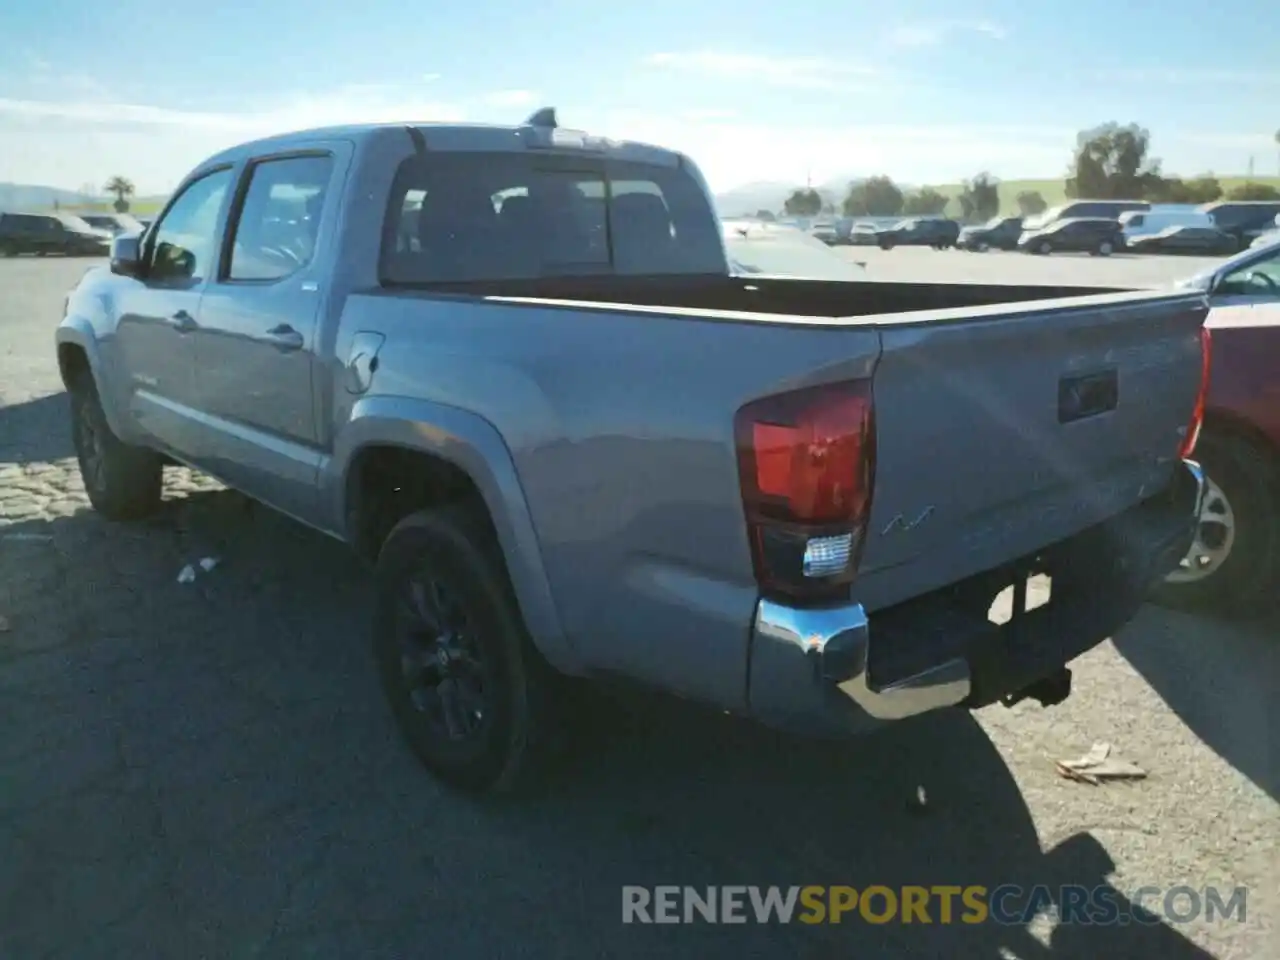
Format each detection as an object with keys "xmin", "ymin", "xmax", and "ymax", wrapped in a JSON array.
[{"xmin": 802, "ymin": 533, "xmax": 853, "ymax": 578}]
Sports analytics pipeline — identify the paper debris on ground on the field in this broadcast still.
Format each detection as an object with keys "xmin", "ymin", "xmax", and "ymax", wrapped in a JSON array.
[
  {"xmin": 176, "ymin": 564, "xmax": 197, "ymax": 584},
  {"xmin": 198, "ymin": 556, "xmax": 220, "ymax": 572},
  {"xmin": 1055, "ymin": 742, "xmax": 1147, "ymax": 785}
]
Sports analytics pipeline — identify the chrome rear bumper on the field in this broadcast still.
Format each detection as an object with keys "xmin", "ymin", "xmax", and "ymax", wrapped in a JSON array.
[{"xmin": 746, "ymin": 459, "xmax": 1207, "ymax": 735}]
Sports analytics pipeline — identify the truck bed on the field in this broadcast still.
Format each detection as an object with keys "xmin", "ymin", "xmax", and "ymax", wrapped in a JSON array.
[{"xmin": 399, "ymin": 274, "xmax": 1128, "ymax": 321}]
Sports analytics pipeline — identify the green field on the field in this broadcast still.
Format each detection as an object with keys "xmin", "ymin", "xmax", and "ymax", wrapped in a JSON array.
[{"xmin": 925, "ymin": 176, "xmax": 1280, "ymax": 217}]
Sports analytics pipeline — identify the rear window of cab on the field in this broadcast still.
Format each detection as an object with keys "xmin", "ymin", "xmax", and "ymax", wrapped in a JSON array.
[{"xmin": 379, "ymin": 153, "xmax": 726, "ymax": 284}]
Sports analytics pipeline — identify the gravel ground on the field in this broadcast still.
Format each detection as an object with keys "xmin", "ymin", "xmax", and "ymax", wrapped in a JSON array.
[{"xmin": 1, "ymin": 257, "xmax": 1276, "ymax": 959}]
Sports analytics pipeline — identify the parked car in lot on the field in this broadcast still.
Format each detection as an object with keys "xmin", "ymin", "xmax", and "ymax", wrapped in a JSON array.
[
  {"xmin": 1022, "ymin": 199, "xmax": 1149, "ymax": 232},
  {"xmin": 1155, "ymin": 242, "xmax": 1280, "ymax": 614},
  {"xmin": 1017, "ymin": 217, "xmax": 1124, "ymax": 256},
  {"xmin": 847, "ymin": 221, "xmax": 882, "ymax": 246},
  {"xmin": 722, "ymin": 219, "xmax": 867, "ymax": 279},
  {"xmin": 958, "ymin": 216, "xmax": 1023, "ymax": 251},
  {"xmin": 0, "ymin": 212, "xmax": 112, "ymax": 256},
  {"xmin": 78, "ymin": 212, "xmax": 146, "ymax": 236},
  {"xmin": 1202, "ymin": 200, "xmax": 1280, "ymax": 248},
  {"xmin": 1125, "ymin": 225, "xmax": 1239, "ymax": 256},
  {"xmin": 57, "ymin": 109, "xmax": 1208, "ymax": 794},
  {"xmin": 808, "ymin": 218, "xmax": 840, "ymax": 245},
  {"xmin": 1119, "ymin": 207, "xmax": 1216, "ymax": 246},
  {"xmin": 874, "ymin": 216, "xmax": 960, "ymax": 249}
]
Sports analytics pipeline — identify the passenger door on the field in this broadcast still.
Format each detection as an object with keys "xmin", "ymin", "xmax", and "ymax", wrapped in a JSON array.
[
  {"xmin": 110, "ymin": 167, "xmax": 235, "ymax": 454},
  {"xmin": 189, "ymin": 147, "xmax": 346, "ymax": 519}
]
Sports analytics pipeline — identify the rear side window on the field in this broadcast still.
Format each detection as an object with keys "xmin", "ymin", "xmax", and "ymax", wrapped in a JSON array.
[
  {"xmin": 380, "ymin": 153, "xmax": 725, "ymax": 283},
  {"xmin": 227, "ymin": 154, "xmax": 333, "ymax": 281}
]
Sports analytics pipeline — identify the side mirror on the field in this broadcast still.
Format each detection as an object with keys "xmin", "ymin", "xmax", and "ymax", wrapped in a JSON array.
[{"xmin": 109, "ymin": 235, "xmax": 144, "ymax": 278}]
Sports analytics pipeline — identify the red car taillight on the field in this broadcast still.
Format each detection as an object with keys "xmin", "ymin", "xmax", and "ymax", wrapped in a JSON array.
[
  {"xmin": 735, "ymin": 378, "xmax": 876, "ymax": 603},
  {"xmin": 1177, "ymin": 326, "xmax": 1211, "ymax": 459}
]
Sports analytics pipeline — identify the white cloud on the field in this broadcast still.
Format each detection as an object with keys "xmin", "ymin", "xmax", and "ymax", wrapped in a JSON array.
[
  {"xmin": 580, "ymin": 109, "xmax": 1074, "ymax": 191},
  {"xmin": 0, "ymin": 85, "xmax": 467, "ymax": 192},
  {"xmin": 483, "ymin": 89, "xmax": 540, "ymax": 108},
  {"xmin": 643, "ymin": 51, "xmax": 876, "ymax": 90},
  {"xmin": 885, "ymin": 20, "xmax": 1008, "ymax": 48},
  {"xmin": 1092, "ymin": 67, "xmax": 1280, "ymax": 86}
]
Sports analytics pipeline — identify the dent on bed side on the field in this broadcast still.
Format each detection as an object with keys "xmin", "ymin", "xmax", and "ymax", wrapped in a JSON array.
[{"xmin": 326, "ymin": 394, "xmax": 582, "ymax": 674}]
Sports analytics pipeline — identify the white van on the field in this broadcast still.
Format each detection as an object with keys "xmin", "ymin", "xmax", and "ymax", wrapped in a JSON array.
[{"xmin": 1119, "ymin": 207, "xmax": 1214, "ymax": 243}]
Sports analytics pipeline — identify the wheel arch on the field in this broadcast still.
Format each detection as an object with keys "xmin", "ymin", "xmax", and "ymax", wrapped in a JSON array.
[{"xmin": 329, "ymin": 396, "xmax": 580, "ymax": 674}]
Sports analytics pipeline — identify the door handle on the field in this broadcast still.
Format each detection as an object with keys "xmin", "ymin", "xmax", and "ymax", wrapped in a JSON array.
[
  {"xmin": 263, "ymin": 324, "xmax": 305, "ymax": 351},
  {"xmin": 168, "ymin": 309, "xmax": 197, "ymax": 332}
]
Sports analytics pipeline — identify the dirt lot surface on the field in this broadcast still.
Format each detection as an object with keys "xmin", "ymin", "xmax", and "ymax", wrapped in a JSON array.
[{"xmin": 1, "ymin": 257, "xmax": 1276, "ymax": 959}]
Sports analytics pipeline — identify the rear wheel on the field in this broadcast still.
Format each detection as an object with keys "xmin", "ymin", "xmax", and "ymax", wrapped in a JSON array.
[
  {"xmin": 1037, "ymin": 241, "xmax": 1052, "ymax": 255},
  {"xmin": 1153, "ymin": 431, "xmax": 1280, "ymax": 616},
  {"xmin": 1096, "ymin": 240, "xmax": 1114, "ymax": 256},
  {"xmin": 372, "ymin": 506, "xmax": 557, "ymax": 794},
  {"xmin": 975, "ymin": 241, "xmax": 990, "ymax": 253},
  {"xmin": 69, "ymin": 373, "xmax": 163, "ymax": 520}
]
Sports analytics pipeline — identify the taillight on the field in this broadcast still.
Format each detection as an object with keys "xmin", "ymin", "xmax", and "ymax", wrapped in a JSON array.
[
  {"xmin": 1177, "ymin": 326, "xmax": 1211, "ymax": 459},
  {"xmin": 735, "ymin": 378, "xmax": 876, "ymax": 603}
]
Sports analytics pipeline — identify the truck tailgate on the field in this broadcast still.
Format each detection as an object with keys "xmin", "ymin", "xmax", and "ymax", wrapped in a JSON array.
[{"xmin": 854, "ymin": 291, "xmax": 1209, "ymax": 612}]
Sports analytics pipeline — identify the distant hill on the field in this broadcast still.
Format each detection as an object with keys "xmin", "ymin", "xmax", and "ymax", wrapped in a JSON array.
[
  {"xmin": 715, "ymin": 175, "xmax": 1280, "ymax": 219},
  {"xmin": 0, "ymin": 182, "xmax": 168, "ymax": 215}
]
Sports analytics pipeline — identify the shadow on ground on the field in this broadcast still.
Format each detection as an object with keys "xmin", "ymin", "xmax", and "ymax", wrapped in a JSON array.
[
  {"xmin": 1113, "ymin": 604, "xmax": 1279, "ymax": 801},
  {"xmin": 0, "ymin": 392, "xmax": 73, "ymax": 464},
  {"xmin": 0, "ymin": 491, "xmax": 1219, "ymax": 959}
]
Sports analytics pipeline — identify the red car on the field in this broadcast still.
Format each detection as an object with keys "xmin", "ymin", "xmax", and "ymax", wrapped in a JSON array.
[{"xmin": 1156, "ymin": 240, "xmax": 1280, "ymax": 614}]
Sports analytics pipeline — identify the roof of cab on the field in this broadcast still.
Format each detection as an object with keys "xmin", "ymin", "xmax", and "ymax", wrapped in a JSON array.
[{"xmin": 199, "ymin": 112, "xmax": 688, "ymax": 170}]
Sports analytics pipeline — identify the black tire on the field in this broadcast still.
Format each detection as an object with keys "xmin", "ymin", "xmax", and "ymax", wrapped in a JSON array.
[
  {"xmin": 372, "ymin": 505, "xmax": 556, "ymax": 794},
  {"xmin": 1096, "ymin": 240, "xmax": 1114, "ymax": 257},
  {"xmin": 879, "ymin": 238, "xmax": 895, "ymax": 251},
  {"xmin": 1037, "ymin": 241, "xmax": 1052, "ymax": 255},
  {"xmin": 69, "ymin": 373, "xmax": 163, "ymax": 520},
  {"xmin": 1152, "ymin": 431, "xmax": 1280, "ymax": 616}
]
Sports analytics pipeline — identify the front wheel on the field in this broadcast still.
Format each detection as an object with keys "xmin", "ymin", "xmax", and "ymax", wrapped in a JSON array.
[
  {"xmin": 1153, "ymin": 432, "xmax": 1280, "ymax": 616},
  {"xmin": 1096, "ymin": 240, "xmax": 1114, "ymax": 256},
  {"xmin": 1037, "ymin": 241, "xmax": 1052, "ymax": 255},
  {"xmin": 373, "ymin": 506, "xmax": 557, "ymax": 794},
  {"xmin": 69, "ymin": 374, "xmax": 163, "ymax": 520}
]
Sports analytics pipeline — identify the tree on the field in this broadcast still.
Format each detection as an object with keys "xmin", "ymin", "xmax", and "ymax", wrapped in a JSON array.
[
  {"xmin": 842, "ymin": 176, "xmax": 904, "ymax": 217},
  {"xmin": 1225, "ymin": 181, "xmax": 1280, "ymax": 201},
  {"xmin": 956, "ymin": 172, "xmax": 1000, "ymax": 222},
  {"xmin": 1016, "ymin": 190, "xmax": 1048, "ymax": 216},
  {"xmin": 103, "ymin": 175, "xmax": 136, "ymax": 213},
  {"xmin": 1065, "ymin": 123, "xmax": 1162, "ymax": 199},
  {"xmin": 1147, "ymin": 175, "xmax": 1222, "ymax": 204},
  {"xmin": 783, "ymin": 188, "xmax": 822, "ymax": 217},
  {"xmin": 902, "ymin": 186, "xmax": 950, "ymax": 216},
  {"xmin": 755, "ymin": 209, "xmax": 776, "ymax": 222}
]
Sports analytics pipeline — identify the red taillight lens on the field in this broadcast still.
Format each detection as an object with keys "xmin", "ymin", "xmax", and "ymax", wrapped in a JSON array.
[
  {"xmin": 1178, "ymin": 326, "xmax": 1211, "ymax": 459},
  {"xmin": 735, "ymin": 379, "xmax": 876, "ymax": 602}
]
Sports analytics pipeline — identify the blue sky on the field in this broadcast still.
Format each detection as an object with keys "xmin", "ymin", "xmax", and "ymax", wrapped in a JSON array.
[{"xmin": 1, "ymin": 0, "xmax": 1277, "ymax": 194}]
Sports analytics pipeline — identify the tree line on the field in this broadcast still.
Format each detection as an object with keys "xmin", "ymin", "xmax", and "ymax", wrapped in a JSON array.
[{"xmin": 779, "ymin": 122, "xmax": 1280, "ymax": 221}]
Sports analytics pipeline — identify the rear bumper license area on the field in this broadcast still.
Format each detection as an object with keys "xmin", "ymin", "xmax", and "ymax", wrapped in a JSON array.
[{"xmin": 747, "ymin": 459, "xmax": 1205, "ymax": 735}]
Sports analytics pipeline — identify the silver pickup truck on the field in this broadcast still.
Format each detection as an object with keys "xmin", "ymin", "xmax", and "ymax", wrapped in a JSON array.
[{"xmin": 56, "ymin": 109, "xmax": 1209, "ymax": 794}]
